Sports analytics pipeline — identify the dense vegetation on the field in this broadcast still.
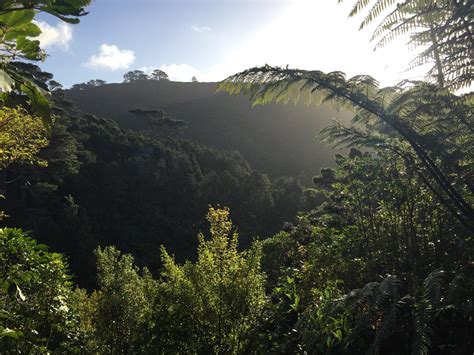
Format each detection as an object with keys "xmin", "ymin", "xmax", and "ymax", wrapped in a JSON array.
[
  {"xmin": 66, "ymin": 80, "xmax": 349, "ymax": 181},
  {"xmin": 1, "ymin": 0, "xmax": 473, "ymax": 353},
  {"xmin": 2, "ymin": 87, "xmax": 322, "ymax": 288}
]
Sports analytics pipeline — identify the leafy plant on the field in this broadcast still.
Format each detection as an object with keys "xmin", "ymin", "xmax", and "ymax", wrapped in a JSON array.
[
  {"xmin": 0, "ymin": 0, "xmax": 91, "ymax": 124},
  {"xmin": 218, "ymin": 67, "xmax": 473, "ymax": 232},
  {"xmin": 0, "ymin": 228, "xmax": 79, "ymax": 352},
  {"xmin": 93, "ymin": 246, "xmax": 156, "ymax": 353},
  {"xmin": 0, "ymin": 106, "xmax": 48, "ymax": 169},
  {"xmin": 156, "ymin": 207, "xmax": 266, "ymax": 353}
]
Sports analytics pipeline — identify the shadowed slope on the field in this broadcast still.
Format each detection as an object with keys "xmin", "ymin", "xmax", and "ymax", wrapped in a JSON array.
[{"xmin": 66, "ymin": 80, "xmax": 350, "ymax": 180}]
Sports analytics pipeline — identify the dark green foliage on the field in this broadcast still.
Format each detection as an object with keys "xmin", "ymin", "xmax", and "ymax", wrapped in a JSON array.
[
  {"xmin": 220, "ymin": 66, "xmax": 474, "ymax": 233},
  {"xmin": 2, "ymin": 90, "xmax": 317, "ymax": 288},
  {"xmin": 129, "ymin": 108, "xmax": 188, "ymax": 138},
  {"xmin": 65, "ymin": 80, "xmax": 351, "ymax": 181},
  {"xmin": 255, "ymin": 146, "xmax": 472, "ymax": 353},
  {"xmin": 93, "ymin": 246, "xmax": 155, "ymax": 353},
  {"xmin": 327, "ymin": 266, "xmax": 474, "ymax": 354},
  {"xmin": 269, "ymin": 150, "xmax": 469, "ymax": 292},
  {"xmin": 0, "ymin": 228, "xmax": 80, "ymax": 353},
  {"xmin": 123, "ymin": 70, "xmax": 148, "ymax": 83}
]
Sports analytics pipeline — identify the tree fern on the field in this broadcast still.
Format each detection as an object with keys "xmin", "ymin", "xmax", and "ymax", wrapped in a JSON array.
[
  {"xmin": 336, "ymin": 270, "xmax": 471, "ymax": 354},
  {"xmin": 219, "ymin": 66, "xmax": 473, "ymax": 232},
  {"xmin": 342, "ymin": 0, "xmax": 473, "ymax": 90}
]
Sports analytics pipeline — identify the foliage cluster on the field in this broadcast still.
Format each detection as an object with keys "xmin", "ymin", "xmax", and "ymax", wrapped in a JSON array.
[
  {"xmin": 2, "ymin": 87, "xmax": 320, "ymax": 288},
  {"xmin": 256, "ymin": 147, "xmax": 472, "ymax": 353},
  {"xmin": 0, "ymin": 106, "xmax": 48, "ymax": 169},
  {"xmin": 0, "ymin": 0, "xmax": 91, "ymax": 123},
  {"xmin": 0, "ymin": 228, "xmax": 79, "ymax": 353},
  {"xmin": 1, "ymin": 208, "xmax": 267, "ymax": 353}
]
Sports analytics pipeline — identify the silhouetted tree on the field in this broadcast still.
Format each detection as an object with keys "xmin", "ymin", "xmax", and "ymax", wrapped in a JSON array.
[
  {"xmin": 191, "ymin": 76, "xmax": 198, "ymax": 83},
  {"xmin": 71, "ymin": 83, "xmax": 88, "ymax": 90},
  {"xmin": 48, "ymin": 80, "xmax": 63, "ymax": 91},
  {"xmin": 149, "ymin": 69, "xmax": 169, "ymax": 81},
  {"xmin": 86, "ymin": 79, "xmax": 106, "ymax": 87},
  {"xmin": 123, "ymin": 70, "xmax": 148, "ymax": 83},
  {"xmin": 71, "ymin": 79, "xmax": 106, "ymax": 90}
]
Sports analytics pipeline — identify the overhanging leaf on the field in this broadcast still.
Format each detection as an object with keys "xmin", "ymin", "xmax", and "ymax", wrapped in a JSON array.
[{"xmin": 0, "ymin": 69, "xmax": 15, "ymax": 92}]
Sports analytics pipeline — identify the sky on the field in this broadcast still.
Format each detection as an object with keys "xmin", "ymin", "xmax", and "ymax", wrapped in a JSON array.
[{"xmin": 36, "ymin": 0, "xmax": 428, "ymax": 88}]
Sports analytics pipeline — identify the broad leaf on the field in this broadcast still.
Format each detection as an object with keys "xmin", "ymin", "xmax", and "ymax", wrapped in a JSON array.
[{"xmin": 0, "ymin": 69, "xmax": 15, "ymax": 92}]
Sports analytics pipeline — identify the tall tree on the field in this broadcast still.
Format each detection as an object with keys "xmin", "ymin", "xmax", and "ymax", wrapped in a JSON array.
[
  {"xmin": 86, "ymin": 79, "xmax": 106, "ymax": 87},
  {"xmin": 0, "ymin": 107, "xmax": 48, "ymax": 170},
  {"xmin": 123, "ymin": 70, "xmax": 148, "ymax": 83},
  {"xmin": 93, "ymin": 246, "xmax": 155, "ymax": 353},
  {"xmin": 149, "ymin": 69, "xmax": 169, "ymax": 81}
]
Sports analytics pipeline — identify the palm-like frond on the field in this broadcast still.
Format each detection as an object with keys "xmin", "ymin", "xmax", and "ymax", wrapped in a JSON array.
[
  {"xmin": 423, "ymin": 269, "xmax": 445, "ymax": 307},
  {"xmin": 219, "ymin": 66, "xmax": 474, "ymax": 232},
  {"xmin": 342, "ymin": 0, "xmax": 473, "ymax": 90},
  {"xmin": 337, "ymin": 269, "xmax": 469, "ymax": 354}
]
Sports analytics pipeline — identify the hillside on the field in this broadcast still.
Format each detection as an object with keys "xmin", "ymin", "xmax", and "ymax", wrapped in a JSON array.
[{"xmin": 66, "ymin": 80, "xmax": 350, "ymax": 181}]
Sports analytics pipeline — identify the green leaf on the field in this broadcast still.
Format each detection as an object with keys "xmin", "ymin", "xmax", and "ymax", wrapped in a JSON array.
[
  {"xmin": 15, "ymin": 36, "xmax": 43, "ymax": 60},
  {"xmin": 0, "ymin": 69, "xmax": 15, "ymax": 92},
  {"xmin": 4, "ymin": 22, "xmax": 42, "ymax": 40},
  {"xmin": 0, "ymin": 327, "xmax": 22, "ymax": 339},
  {"xmin": 42, "ymin": 10, "xmax": 81, "ymax": 24},
  {"xmin": 333, "ymin": 329, "xmax": 343, "ymax": 341},
  {"xmin": 20, "ymin": 82, "xmax": 51, "ymax": 127},
  {"xmin": 0, "ymin": 9, "xmax": 35, "ymax": 29}
]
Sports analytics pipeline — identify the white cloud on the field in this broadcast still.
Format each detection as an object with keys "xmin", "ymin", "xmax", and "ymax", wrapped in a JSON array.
[
  {"xmin": 84, "ymin": 44, "xmax": 135, "ymax": 71},
  {"xmin": 159, "ymin": 64, "xmax": 201, "ymax": 82},
  {"xmin": 191, "ymin": 25, "xmax": 211, "ymax": 33},
  {"xmin": 35, "ymin": 21, "xmax": 72, "ymax": 50}
]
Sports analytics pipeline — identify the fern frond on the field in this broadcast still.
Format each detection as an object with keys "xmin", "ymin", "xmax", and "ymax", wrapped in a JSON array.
[
  {"xmin": 318, "ymin": 123, "xmax": 394, "ymax": 152},
  {"xmin": 349, "ymin": 0, "xmax": 373, "ymax": 17},
  {"xmin": 219, "ymin": 65, "xmax": 474, "ymax": 231},
  {"xmin": 345, "ymin": 0, "xmax": 473, "ymax": 89},
  {"xmin": 368, "ymin": 276, "xmax": 402, "ymax": 354},
  {"xmin": 360, "ymin": 0, "xmax": 398, "ymax": 30},
  {"xmin": 412, "ymin": 301, "xmax": 432, "ymax": 355},
  {"xmin": 423, "ymin": 269, "xmax": 445, "ymax": 307}
]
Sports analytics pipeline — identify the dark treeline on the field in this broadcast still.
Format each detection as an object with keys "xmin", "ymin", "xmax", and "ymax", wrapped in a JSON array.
[
  {"xmin": 1, "ymin": 89, "xmax": 323, "ymax": 288},
  {"xmin": 66, "ymin": 79, "xmax": 349, "ymax": 182}
]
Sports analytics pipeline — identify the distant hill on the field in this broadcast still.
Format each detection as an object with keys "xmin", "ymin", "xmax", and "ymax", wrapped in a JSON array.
[{"xmin": 66, "ymin": 80, "xmax": 351, "ymax": 181}]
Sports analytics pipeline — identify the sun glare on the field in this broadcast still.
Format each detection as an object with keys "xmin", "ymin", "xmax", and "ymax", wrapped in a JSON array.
[{"xmin": 210, "ymin": 0, "xmax": 429, "ymax": 86}]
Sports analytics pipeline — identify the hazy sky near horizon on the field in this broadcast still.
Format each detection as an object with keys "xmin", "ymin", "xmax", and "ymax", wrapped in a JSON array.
[{"xmin": 37, "ymin": 0, "xmax": 427, "ymax": 88}]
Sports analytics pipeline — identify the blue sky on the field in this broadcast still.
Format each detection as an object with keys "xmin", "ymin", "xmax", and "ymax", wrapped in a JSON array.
[{"xmin": 36, "ymin": 0, "xmax": 426, "ymax": 88}]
